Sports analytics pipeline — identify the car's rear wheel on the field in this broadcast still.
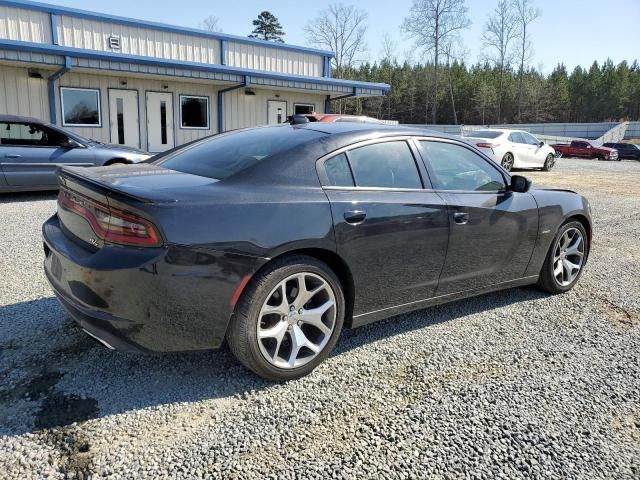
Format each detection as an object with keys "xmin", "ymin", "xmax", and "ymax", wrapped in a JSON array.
[
  {"xmin": 226, "ymin": 255, "xmax": 345, "ymax": 381},
  {"xmin": 501, "ymin": 153, "xmax": 514, "ymax": 171},
  {"xmin": 542, "ymin": 153, "xmax": 555, "ymax": 171},
  {"xmin": 538, "ymin": 220, "xmax": 588, "ymax": 294}
]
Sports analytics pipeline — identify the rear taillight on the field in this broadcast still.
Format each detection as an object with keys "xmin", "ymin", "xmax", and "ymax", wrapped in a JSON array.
[
  {"xmin": 476, "ymin": 142, "xmax": 500, "ymax": 148},
  {"xmin": 58, "ymin": 189, "xmax": 161, "ymax": 247}
]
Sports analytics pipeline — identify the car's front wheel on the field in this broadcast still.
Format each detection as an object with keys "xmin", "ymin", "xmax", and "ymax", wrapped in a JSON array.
[
  {"xmin": 542, "ymin": 153, "xmax": 555, "ymax": 171},
  {"xmin": 538, "ymin": 220, "xmax": 588, "ymax": 294},
  {"xmin": 226, "ymin": 255, "xmax": 345, "ymax": 381}
]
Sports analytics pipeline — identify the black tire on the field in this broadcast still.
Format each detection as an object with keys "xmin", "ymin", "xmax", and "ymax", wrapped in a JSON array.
[
  {"xmin": 501, "ymin": 153, "xmax": 514, "ymax": 171},
  {"xmin": 226, "ymin": 255, "xmax": 345, "ymax": 381},
  {"xmin": 538, "ymin": 220, "xmax": 589, "ymax": 294},
  {"xmin": 542, "ymin": 153, "xmax": 555, "ymax": 171}
]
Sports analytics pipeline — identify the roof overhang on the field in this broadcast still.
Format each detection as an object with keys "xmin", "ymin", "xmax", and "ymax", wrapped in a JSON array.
[{"xmin": 0, "ymin": 40, "xmax": 390, "ymax": 97}]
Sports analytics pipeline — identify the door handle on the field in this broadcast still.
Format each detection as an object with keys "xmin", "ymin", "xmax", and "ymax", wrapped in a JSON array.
[
  {"xmin": 453, "ymin": 212, "xmax": 469, "ymax": 225},
  {"xmin": 344, "ymin": 210, "xmax": 367, "ymax": 224},
  {"xmin": 4, "ymin": 154, "xmax": 21, "ymax": 159}
]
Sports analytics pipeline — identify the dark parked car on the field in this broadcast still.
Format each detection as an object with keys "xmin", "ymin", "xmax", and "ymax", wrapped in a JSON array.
[
  {"xmin": 0, "ymin": 115, "xmax": 150, "ymax": 192},
  {"xmin": 43, "ymin": 123, "xmax": 592, "ymax": 381},
  {"xmin": 603, "ymin": 142, "xmax": 640, "ymax": 160}
]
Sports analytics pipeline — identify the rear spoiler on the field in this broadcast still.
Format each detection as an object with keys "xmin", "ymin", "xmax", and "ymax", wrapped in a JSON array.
[{"xmin": 57, "ymin": 166, "xmax": 151, "ymax": 204}]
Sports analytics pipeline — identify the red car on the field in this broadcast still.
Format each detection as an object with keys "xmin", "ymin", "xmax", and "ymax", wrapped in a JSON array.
[{"xmin": 551, "ymin": 140, "xmax": 619, "ymax": 161}]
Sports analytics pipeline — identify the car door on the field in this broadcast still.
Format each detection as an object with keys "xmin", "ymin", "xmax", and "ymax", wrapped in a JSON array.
[
  {"xmin": 507, "ymin": 131, "xmax": 531, "ymax": 167},
  {"xmin": 317, "ymin": 138, "xmax": 449, "ymax": 317},
  {"xmin": 521, "ymin": 132, "xmax": 546, "ymax": 167},
  {"xmin": 416, "ymin": 139, "xmax": 539, "ymax": 295},
  {"xmin": 0, "ymin": 122, "xmax": 94, "ymax": 186}
]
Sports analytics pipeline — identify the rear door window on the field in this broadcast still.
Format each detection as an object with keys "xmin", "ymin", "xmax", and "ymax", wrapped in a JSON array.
[
  {"xmin": 508, "ymin": 132, "xmax": 526, "ymax": 144},
  {"xmin": 346, "ymin": 141, "xmax": 422, "ymax": 189},
  {"xmin": 324, "ymin": 153, "xmax": 354, "ymax": 187}
]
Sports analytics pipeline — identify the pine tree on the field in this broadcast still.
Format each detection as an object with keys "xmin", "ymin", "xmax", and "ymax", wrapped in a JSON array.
[{"xmin": 249, "ymin": 11, "xmax": 285, "ymax": 43}]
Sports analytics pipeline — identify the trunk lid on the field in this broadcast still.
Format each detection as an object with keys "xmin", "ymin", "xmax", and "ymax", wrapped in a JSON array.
[
  {"xmin": 56, "ymin": 164, "xmax": 218, "ymax": 249},
  {"xmin": 59, "ymin": 164, "xmax": 219, "ymax": 204}
]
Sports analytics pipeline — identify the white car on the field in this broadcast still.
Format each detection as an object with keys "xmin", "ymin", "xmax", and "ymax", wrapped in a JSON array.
[{"xmin": 463, "ymin": 129, "xmax": 557, "ymax": 171}]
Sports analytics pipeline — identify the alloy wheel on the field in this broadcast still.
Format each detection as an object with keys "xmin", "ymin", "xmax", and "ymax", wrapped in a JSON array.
[
  {"xmin": 552, "ymin": 227, "xmax": 585, "ymax": 287},
  {"xmin": 256, "ymin": 272, "xmax": 336, "ymax": 369},
  {"xmin": 502, "ymin": 153, "xmax": 514, "ymax": 171},
  {"xmin": 544, "ymin": 154, "xmax": 554, "ymax": 170}
]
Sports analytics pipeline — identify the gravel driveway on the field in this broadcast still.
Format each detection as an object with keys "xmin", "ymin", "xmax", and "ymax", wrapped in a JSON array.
[{"xmin": 1, "ymin": 158, "xmax": 639, "ymax": 479}]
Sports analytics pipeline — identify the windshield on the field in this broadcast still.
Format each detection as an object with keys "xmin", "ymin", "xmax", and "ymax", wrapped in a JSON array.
[
  {"xmin": 465, "ymin": 130, "xmax": 503, "ymax": 139},
  {"xmin": 47, "ymin": 124, "xmax": 92, "ymax": 145},
  {"xmin": 154, "ymin": 126, "xmax": 325, "ymax": 180}
]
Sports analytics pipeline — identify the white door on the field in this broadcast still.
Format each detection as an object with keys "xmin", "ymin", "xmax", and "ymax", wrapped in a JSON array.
[
  {"xmin": 109, "ymin": 89, "xmax": 140, "ymax": 149},
  {"xmin": 146, "ymin": 92, "xmax": 175, "ymax": 153},
  {"xmin": 267, "ymin": 100, "xmax": 287, "ymax": 125},
  {"xmin": 521, "ymin": 132, "xmax": 546, "ymax": 167}
]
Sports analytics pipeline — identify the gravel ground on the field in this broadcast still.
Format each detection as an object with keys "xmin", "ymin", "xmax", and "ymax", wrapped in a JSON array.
[{"xmin": 0, "ymin": 158, "xmax": 639, "ymax": 479}]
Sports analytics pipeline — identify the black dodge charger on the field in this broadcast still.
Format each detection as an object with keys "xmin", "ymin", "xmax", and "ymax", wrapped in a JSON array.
[{"xmin": 43, "ymin": 123, "xmax": 592, "ymax": 381}]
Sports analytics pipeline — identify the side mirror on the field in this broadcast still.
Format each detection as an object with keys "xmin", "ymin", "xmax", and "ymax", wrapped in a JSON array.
[
  {"xmin": 538, "ymin": 141, "xmax": 544, "ymax": 147},
  {"xmin": 510, "ymin": 175, "xmax": 531, "ymax": 193}
]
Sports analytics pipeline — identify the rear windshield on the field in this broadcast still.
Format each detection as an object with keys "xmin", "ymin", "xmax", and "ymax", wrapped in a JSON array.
[
  {"xmin": 154, "ymin": 126, "xmax": 324, "ymax": 180},
  {"xmin": 465, "ymin": 130, "xmax": 502, "ymax": 139}
]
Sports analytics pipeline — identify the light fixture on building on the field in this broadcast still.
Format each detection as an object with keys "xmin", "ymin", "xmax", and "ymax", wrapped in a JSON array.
[
  {"xmin": 274, "ymin": 94, "xmax": 280, "ymax": 98},
  {"xmin": 245, "ymin": 89, "xmax": 256, "ymax": 96},
  {"xmin": 28, "ymin": 70, "xmax": 43, "ymax": 79},
  {"xmin": 163, "ymin": 85, "xmax": 169, "ymax": 89},
  {"xmin": 120, "ymin": 80, "xmax": 127, "ymax": 86}
]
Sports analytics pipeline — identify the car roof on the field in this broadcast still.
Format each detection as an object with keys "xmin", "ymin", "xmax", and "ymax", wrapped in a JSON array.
[
  {"xmin": 295, "ymin": 121, "xmax": 451, "ymax": 139},
  {"xmin": 0, "ymin": 114, "xmax": 46, "ymax": 124}
]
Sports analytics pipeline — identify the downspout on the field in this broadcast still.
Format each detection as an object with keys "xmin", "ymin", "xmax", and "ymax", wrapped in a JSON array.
[
  {"xmin": 217, "ymin": 75, "xmax": 249, "ymax": 134},
  {"xmin": 325, "ymin": 87, "xmax": 357, "ymax": 115},
  {"xmin": 48, "ymin": 55, "xmax": 72, "ymax": 124}
]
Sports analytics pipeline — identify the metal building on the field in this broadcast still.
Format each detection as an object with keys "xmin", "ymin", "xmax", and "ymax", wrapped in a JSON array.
[{"xmin": 0, "ymin": 0, "xmax": 390, "ymax": 152}]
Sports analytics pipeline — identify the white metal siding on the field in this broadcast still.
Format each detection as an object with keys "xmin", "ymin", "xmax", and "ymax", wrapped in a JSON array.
[
  {"xmin": 0, "ymin": 65, "xmax": 49, "ymax": 120},
  {"xmin": 0, "ymin": 6, "xmax": 51, "ymax": 43},
  {"xmin": 57, "ymin": 16, "xmax": 221, "ymax": 64},
  {"xmin": 56, "ymin": 72, "xmax": 220, "ymax": 150},
  {"xmin": 224, "ymin": 89, "xmax": 324, "ymax": 131},
  {"xmin": 226, "ymin": 42, "xmax": 323, "ymax": 77}
]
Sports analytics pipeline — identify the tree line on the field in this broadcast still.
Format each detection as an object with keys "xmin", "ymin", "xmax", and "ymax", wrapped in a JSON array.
[
  {"xmin": 342, "ymin": 58, "xmax": 640, "ymax": 125},
  {"xmin": 200, "ymin": 1, "xmax": 640, "ymax": 125}
]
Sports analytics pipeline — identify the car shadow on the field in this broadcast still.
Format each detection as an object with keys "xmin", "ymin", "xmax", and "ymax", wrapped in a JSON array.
[
  {"xmin": 0, "ymin": 286, "xmax": 547, "ymax": 435},
  {"xmin": 0, "ymin": 191, "xmax": 57, "ymax": 203}
]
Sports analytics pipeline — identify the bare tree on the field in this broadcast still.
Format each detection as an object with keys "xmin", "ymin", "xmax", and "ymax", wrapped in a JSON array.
[
  {"xmin": 513, "ymin": 0, "xmax": 541, "ymax": 121},
  {"xmin": 482, "ymin": 0, "xmax": 519, "ymax": 123},
  {"xmin": 200, "ymin": 15, "xmax": 221, "ymax": 33},
  {"xmin": 443, "ymin": 40, "xmax": 466, "ymax": 124},
  {"xmin": 304, "ymin": 4, "xmax": 368, "ymax": 79},
  {"xmin": 402, "ymin": 0, "xmax": 470, "ymax": 124},
  {"xmin": 380, "ymin": 33, "xmax": 397, "ymax": 64}
]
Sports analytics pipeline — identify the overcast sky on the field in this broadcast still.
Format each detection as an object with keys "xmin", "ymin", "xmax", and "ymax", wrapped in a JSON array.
[{"xmin": 50, "ymin": 0, "xmax": 640, "ymax": 73}]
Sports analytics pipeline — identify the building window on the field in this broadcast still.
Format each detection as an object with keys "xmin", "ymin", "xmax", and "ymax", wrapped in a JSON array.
[
  {"xmin": 61, "ymin": 87, "xmax": 101, "ymax": 127},
  {"xmin": 180, "ymin": 95, "xmax": 209, "ymax": 129},
  {"xmin": 294, "ymin": 103, "xmax": 315, "ymax": 115}
]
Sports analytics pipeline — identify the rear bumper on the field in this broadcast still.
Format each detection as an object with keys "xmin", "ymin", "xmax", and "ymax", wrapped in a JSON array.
[{"xmin": 43, "ymin": 214, "xmax": 264, "ymax": 353}]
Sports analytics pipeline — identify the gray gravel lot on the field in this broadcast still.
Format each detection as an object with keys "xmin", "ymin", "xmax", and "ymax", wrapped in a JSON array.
[{"xmin": 1, "ymin": 158, "xmax": 639, "ymax": 479}]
